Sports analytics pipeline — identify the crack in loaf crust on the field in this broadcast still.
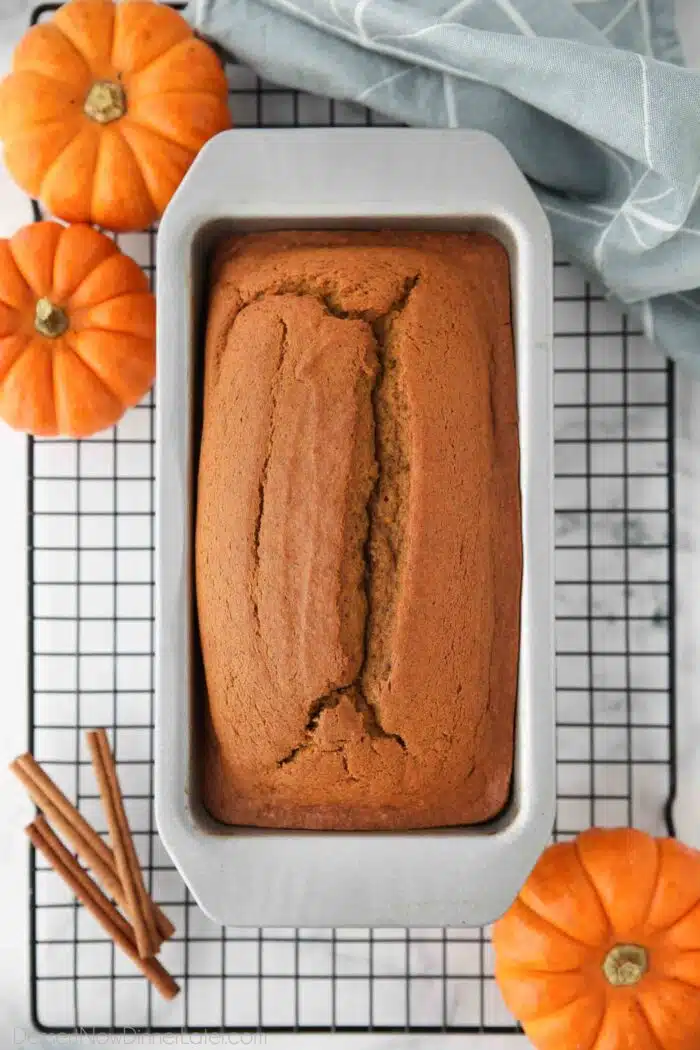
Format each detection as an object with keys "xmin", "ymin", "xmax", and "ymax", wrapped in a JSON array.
[{"xmin": 196, "ymin": 231, "xmax": 521, "ymax": 830}]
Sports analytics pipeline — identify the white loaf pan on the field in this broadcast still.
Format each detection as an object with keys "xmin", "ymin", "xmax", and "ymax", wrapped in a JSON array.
[{"xmin": 155, "ymin": 128, "xmax": 554, "ymax": 928}]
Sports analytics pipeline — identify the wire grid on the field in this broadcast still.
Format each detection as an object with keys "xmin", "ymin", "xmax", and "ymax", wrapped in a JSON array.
[{"xmin": 27, "ymin": 13, "xmax": 676, "ymax": 1036}]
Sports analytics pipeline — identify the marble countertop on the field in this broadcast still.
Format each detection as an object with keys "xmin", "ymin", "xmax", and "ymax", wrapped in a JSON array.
[{"xmin": 0, "ymin": 2, "xmax": 699, "ymax": 1046}]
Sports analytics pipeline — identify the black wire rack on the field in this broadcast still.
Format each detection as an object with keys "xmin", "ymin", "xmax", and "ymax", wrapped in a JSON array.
[{"xmin": 26, "ymin": 2, "xmax": 676, "ymax": 1034}]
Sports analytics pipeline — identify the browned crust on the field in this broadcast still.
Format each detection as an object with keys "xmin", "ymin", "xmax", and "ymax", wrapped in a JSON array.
[{"xmin": 196, "ymin": 231, "xmax": 521, "ymax": 830}]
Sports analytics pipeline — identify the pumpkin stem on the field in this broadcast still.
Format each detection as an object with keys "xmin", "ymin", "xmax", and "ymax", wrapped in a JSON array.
[
  {"xmin": 35, "ymin": 298, "xmax": 69, "ymax": 339},
  {"xmin": 84, "ymin": 80, "xmax": 126, "ymax": 124},
  {"xmin": 603, "ymin": 944, "xmax": 648, "ymax": 987}
]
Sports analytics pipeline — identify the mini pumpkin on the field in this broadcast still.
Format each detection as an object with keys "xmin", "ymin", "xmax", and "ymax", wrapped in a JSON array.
[
  {"xmin": 493, "ymin": 827, "xmax": 700, "ymax": 1050},
  {"xmin": 0, "ymin": 0, "xmax": 231, "ymax": 231},
  {"xmin": 0, "ymin": 221, "xmax": 155, "ymax": 437}
]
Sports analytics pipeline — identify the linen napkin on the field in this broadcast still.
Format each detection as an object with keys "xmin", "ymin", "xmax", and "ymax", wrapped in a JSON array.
[{"xmin": 186, "ymin": 0, "xmax": 700, "ymax": 372}]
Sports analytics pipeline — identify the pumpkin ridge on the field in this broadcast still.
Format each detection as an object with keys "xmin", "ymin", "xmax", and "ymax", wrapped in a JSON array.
[
  {"xmin": 0, "ymin": 333, "xmax": 31, "ymax": 385},
  {"xmin": 63, "ymin": 331, "xmax": 130, "ymax": 404},
  {"xmin": 124, "ymin": 109, "xmax": 203, "ymax": 153},
  {"xmin": 70, "ymin": 325, "xmax": 154, "ymax": 351},
  {"xmin": 6, "ymin": 117, "xmax": 82, "ymax": 150},
  {"xmin": 4, "ymin": 67, "xmax": 75, "ymax": 95},
  {"xmin": 13, "ymin": 21, "xmax": 92, "ymax": 86},
  {"xmin": 7, "ymin": 235, "xmax": 47, "ymax": 299},
  {"xmin": 132, "ymin": 89, "xmax": 231, "ymax": 105},
  {"xmin": 497, "ymin": 963, "xmax": 589, "ymax": 978},
  {"xmin": 110, "ymin": 1, "xmax": 192, "ymax": 75},
  {"xmin": 573, "ymin": 835, "xmax": 616, "ymax": 932},
  {"xmin": 0, "ymin": 336, "xmax": 40, "ymax": 389},
  {"xmin": 643, "ymin": 833, "xmax": 664, "ymax": 927},
  {"xmin": 52, "ymin": 224, "xmax": 117, "ymax": 303},
  {"xmin": 49, "ymin": 338, "xmax": 62, "ymax": 432},
  {"xmin": 131, "ymin": 88, "xmax": 232, "ymax": 103},
  {"xmin": 68, "ymin": 321, "xmax": 154, "ymax": 341},
  {"xmin": 14, "ymin": 337, "xmax": 59, "ymax": 434},
  {"xmin": 89, "ymin": 127, "xmax": 154, "ymax": 230},
  {"xmin": 633, "ymin": 994, "xmax": 666, "ymax": 1050},
  {"xmin": 127, "ymin": 91, "xmax": 232, "ymax": 153},
  {"xmin": 496, "ymin": 967, "xmax": 595, "ymax": 1026},
  {"xmin": 104, "ymin": 126, "xmax": 156, "ymax": 218},
  {"xmin": 38, "ymin": 127, "xmax": 87, "ymax": 204},
  {"xmin": 52, "ymin": 4, "xmax": 115, "ymax": 77},
  {"xmin": 69, "ymin": 289, "xmax": 153, "ymax": 312},
  {"xmin": 648, "ymin": 966, "xmax": 700, "ymax": 999},
  {"xmin": 645, "ymin": 839, "xmax": 700, "ymax": 941},
  {"xmin": 54, "ymin": 348, "xmax": 124, "ymax": 436},
  {"xmin": 0, "ymin": 242, "xmax": 34, "ymax": 310},
  {"xmin": 515, "ymin": 897, "xmax": 597, "ymax": 950},
  {"xmin": 68, "ymin": 331, "xmax": 154, "ymax": 406},
  {"xmin": 3, "ymin": 114, "xmax": 75, "ymax": 138},
  {"xmin": 0, "ymin": 301, "xmax": 22, "ymax": 330},
  {"xmin": 583, "ymin": 997, "xmax": 606, "ymax": 1050},
  {"xmin": 90, "ymin": 131, "xmax": 105, "ymax": 221},
  {"xmin": 525, "ymin": 994, "xmax": 607, "ymax": 1049},
  {"xmin": 125, "ymin": 33, "xmax": 228, "ymax": 97},
  {"xmin": 13, "ymin": 67, "xmax": 87, "ymax": 91},
  {"xmin": 67, "ymin": 252, "xmax": 144, "ymax": 310},
  {"xmin": 121, "ymin": 34, "xmax": 196, "ymax": 85},
  {"xmin": 649, "ymin": 898, "xmax": 700, "ymax": 947}
]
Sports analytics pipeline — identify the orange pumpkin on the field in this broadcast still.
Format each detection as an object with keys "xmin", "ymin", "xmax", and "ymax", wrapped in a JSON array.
[
  {"xmin": 493, "ymin": 827, "xmax": 700, "ymax": 1050},
  {"xmin": 0, "ymin": 221, "xmax": 155, "ymax": 437},
  {"xmin": 0, "ymin": 0, "xmax": 231, "ymax": 231}
]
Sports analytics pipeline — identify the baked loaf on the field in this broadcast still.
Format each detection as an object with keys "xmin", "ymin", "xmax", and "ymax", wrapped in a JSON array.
[{"xmin": 196, "ymin": 230, "xmax": 521, "ymax": 830}]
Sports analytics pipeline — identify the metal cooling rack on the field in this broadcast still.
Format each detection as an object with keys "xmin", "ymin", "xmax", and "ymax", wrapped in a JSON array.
[{"xmin": 27, "ymin": 5, "xmax": 676, "ymax": 1034}]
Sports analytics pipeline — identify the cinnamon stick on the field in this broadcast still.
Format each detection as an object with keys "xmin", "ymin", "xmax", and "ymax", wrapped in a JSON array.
[
  {"xmin": 87, "ymin": 729, "xmax": 160, "ymax": 959},
  {"xmin": 10, "ymin": 753, "xmax": 174, "ymax": 943},
  {"xmin": 27, "ymin": 816, "xmax": 179, "ymax": 1001}
]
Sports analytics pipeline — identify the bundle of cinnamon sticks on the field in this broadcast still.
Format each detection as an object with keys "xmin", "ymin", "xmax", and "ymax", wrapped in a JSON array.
[{"xmin": 11, "ymin": 729, "xmax": 179, "ymax": 1000}]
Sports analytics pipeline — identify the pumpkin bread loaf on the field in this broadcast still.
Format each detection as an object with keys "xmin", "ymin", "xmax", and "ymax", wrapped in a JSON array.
[{"xmin": 196, "ymin": 230, "xmax": 521, "ymax": 830}]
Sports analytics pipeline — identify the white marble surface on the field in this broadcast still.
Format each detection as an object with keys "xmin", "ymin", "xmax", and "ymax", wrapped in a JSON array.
[{"xmin": 0, "ymin": 2, "xmax": 699, "ymax": 1046}]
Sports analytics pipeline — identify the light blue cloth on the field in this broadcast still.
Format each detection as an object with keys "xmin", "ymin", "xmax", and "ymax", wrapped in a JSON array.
[{"xmin": 187, "ymin": 0, "xmax": 700, "ymax": 372}]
